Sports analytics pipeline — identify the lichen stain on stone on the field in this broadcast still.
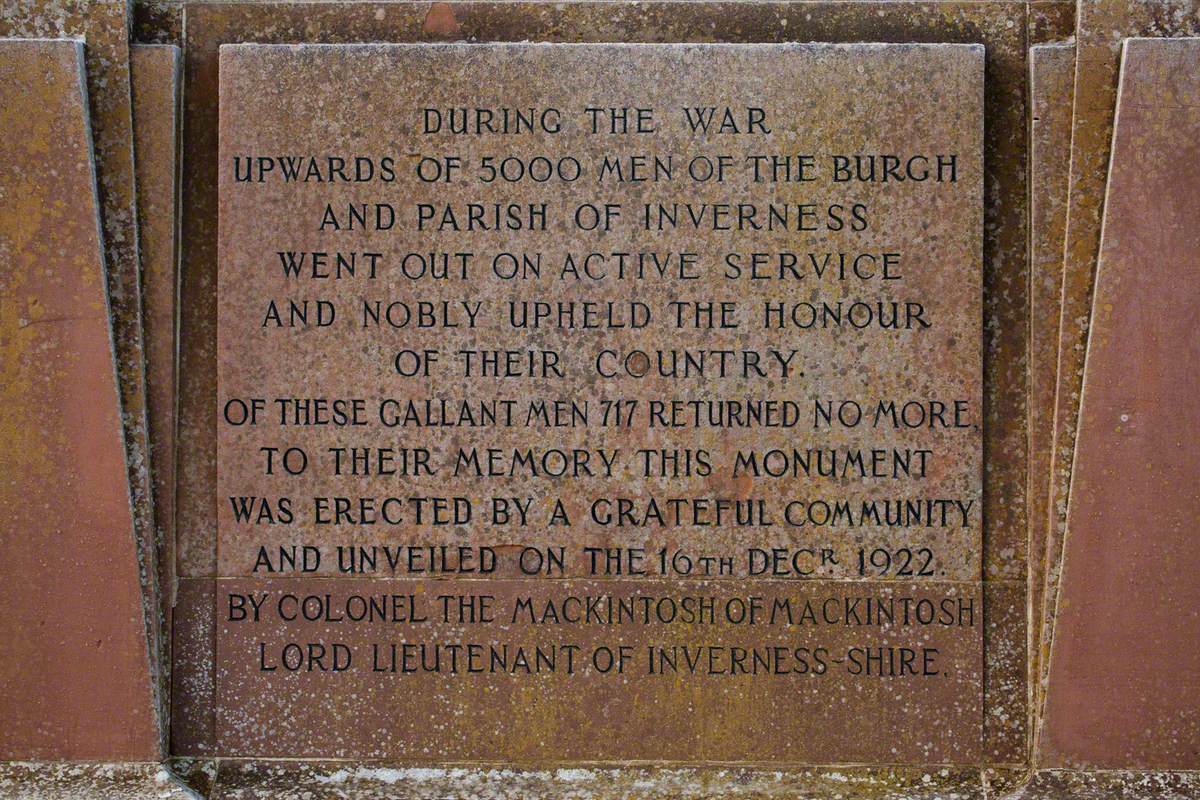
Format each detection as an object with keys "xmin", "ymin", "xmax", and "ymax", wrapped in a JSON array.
[
  {"xmin": 0, "ymin": 762, "xmax": 198, "ymax": 799},
  {"xmin": 422, "ymin": 3, "xmax": 462, "ymax": 38}
]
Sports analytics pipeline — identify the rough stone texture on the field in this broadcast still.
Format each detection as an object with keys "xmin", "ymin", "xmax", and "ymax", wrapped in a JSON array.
[
  {"xmin": 0, "ymin": 39, "xmax": 159, "ymax": 760},
  {"xmin": 983, "ymin": 768, "xmax": 1031, "ymax": 798},
  {"xmin": 173, "ymin": 578, "xmax": 218, "ymax": 755},
  {"xmin": 132, "ymin": 41, "xmax": 183, "ymax": 702},
  {"xmin": 0, "ymin": 763, "xmax": 198, "ymax": 800},
  {"xmin": 1039, "ymin": 37, "xmax": 1200, "ymax": 770},
  {"xmin": 1, "ymin": 0, "xmax": 166, "ymax": 739},
  {"xmin": 214, "ymin": 41, "xmax": 983, "ymax": 762},
  {"xmin": 135, "ymin": 0, "xmax": 185, "ymax": 44},
  {"xmin": 982, "ymin": 582, "xmax": 1027, "ymax": 765},
  {"xmin": 1025, "ymin": 41, "xmax": 1073, "ymax": 721},
  {"xmin": 1042, "ymin": 1, "xmax": 1200, "ymax": 706},
  {"xmin": 173, "ymin": 0, "xmax": 1045, "ymax": 764},
  {"xmin": 1005, "ymin": 770, "xmax": 1200, "ymax": 800},
  {"xmin": 1027, "ymin": 2, "xmax": 1077, "ymax": 46},
  {"xmin": 170, "ymin": 758, "xmax": 220, "ymax": 798},
  {"xmin": 7, "ymin": 762, "xmax": 1200, "ymax": 799},
  {"xmin": 217, "ymin": 577, "xmax": 982, "ymax": 762},
  {"xmin": 206, "ymin": 763, "xmax": 990, "ymax": 800}
]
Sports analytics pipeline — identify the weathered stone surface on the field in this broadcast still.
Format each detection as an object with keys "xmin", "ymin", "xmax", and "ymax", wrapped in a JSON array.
[
  {"xmin": 132, "ymin": 40, "xmax": 182, "ymax": 676},
  {"xmin": 0, "ymin": 38, "xmax": 159, "ymax": 759},
  {"xmin": 174, "ymin": 0, "xmax": 1039, "ymax": 762},
  {"xmin": 217, "ymin": 41, "xmax": 984, "ymax": 580},
  {"xmin": 982, "ymin": 767, "xmax": 1030, "ymax": 797},
  {"xmin": 1043, "ymin": 2, "xmax": 1200, "ymax": 692},
  {"xmin": 0, "ymin": 763, "xmax": 198, "ymax": 800},
  {"xmin": 1040, "ymin": 37, "xmax": 1200, "ymax": 770},
  {"xmin": 8, "ymin": 759, "xmax": 1200, "ymax": 799},
  {"xmin": 1026, "ymin": 41, "xmax": 1073, "ymax": 720},
  {"xmin": 217, "ymin": 578, "xmax": 982, "ymax": 761},
  {"xmin": 206, "ymin": 762, "xmax": 988, "ymax": 800},
  {"xmin": 1006, "ymin": 770, "xmax": 1200, "ymax": 799},
  {"xmin": 172, "ymin": 578, "xmax": 217, "ymax": 755},
  {"xmin": 134, "ymin": 0, "xmax": 185, "ymax": 45},
  {"xmin": 168, "ymin": 759, "xmax": 218, "ymax": 799},
  {"xmin": 1013, "ymin": 7, "xmax": 1074, "ymax": 770},
  {"xmin": 1, "ymin": 0, "xmax": 165, "ymax": 731},
  {"xmin": 983, "ymin": 581, "xmax": 1027, "ymax": 765},
  {"xmin": 1027, "ymin": 2, "xmax": 1077, "ymax": 46},
  {"xmin": 213, "ymin": 41, "xmax": 983, "ymax": 762}
]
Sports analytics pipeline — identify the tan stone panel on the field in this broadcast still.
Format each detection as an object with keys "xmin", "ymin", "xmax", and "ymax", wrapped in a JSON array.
[
  {"xmin": 216, "ymin": 577, "xmax": 981, "ymax": 761},
  {"xmin": 1026, "ymin": 41, "xmax": 1073, "ymax": 719},
  {"xmin": 1040, "ymin": 37, "xmax": 1200, "ymax": 769},
  {"xmin": 0, "ymin": 39, "xmax": 159, "ymax": 760},
  {"xmin": 1, "ymin": 0, "xmax": 164, "ymax": 722},
  {"xmin": 1043, "ymin": 1, "xmax": 1200, "ymax": 687},
  {"xmin": 132, "ymin": 41, "xmax": 182, "ymax": 670},
  {"xmin": 216, "ymin": 41, "xmax": 983, "ymax": 580},
  {"xmin": 212, "ymin": 40, "xmax": 983, "ymax": 763}
]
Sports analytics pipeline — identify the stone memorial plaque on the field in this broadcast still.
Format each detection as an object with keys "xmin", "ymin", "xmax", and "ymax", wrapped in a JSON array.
[
  {"xmin": 0, "ymin": 38, "xmax": 158, "ymax": 759},
  {"xmin": 215, "ymin": 42, "xmax": 983, "ymax": 761},
  {"xmin": 1041, "ymin": 36, "xmax": 1200, "ymax": 769},
  {"xmin": 174, "ymin": 2, "xmax": 1049, "ymax": 761}
]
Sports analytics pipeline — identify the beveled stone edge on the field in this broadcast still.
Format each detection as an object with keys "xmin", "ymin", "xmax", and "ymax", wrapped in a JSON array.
[
  {"xmin": 0, "ymin": 35, "xmax": 163, "ymax": 761},
  {"xmin": 1025, "ymin": 36, "xmax": 1075, "ymax": 762},
  {"xmin": 3, "ymin": 761, "xmax": 1198, "ymax": 798},
  {"xmin": 132, "ymin": 39, "xmax": 186, "ymax": 759}
]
